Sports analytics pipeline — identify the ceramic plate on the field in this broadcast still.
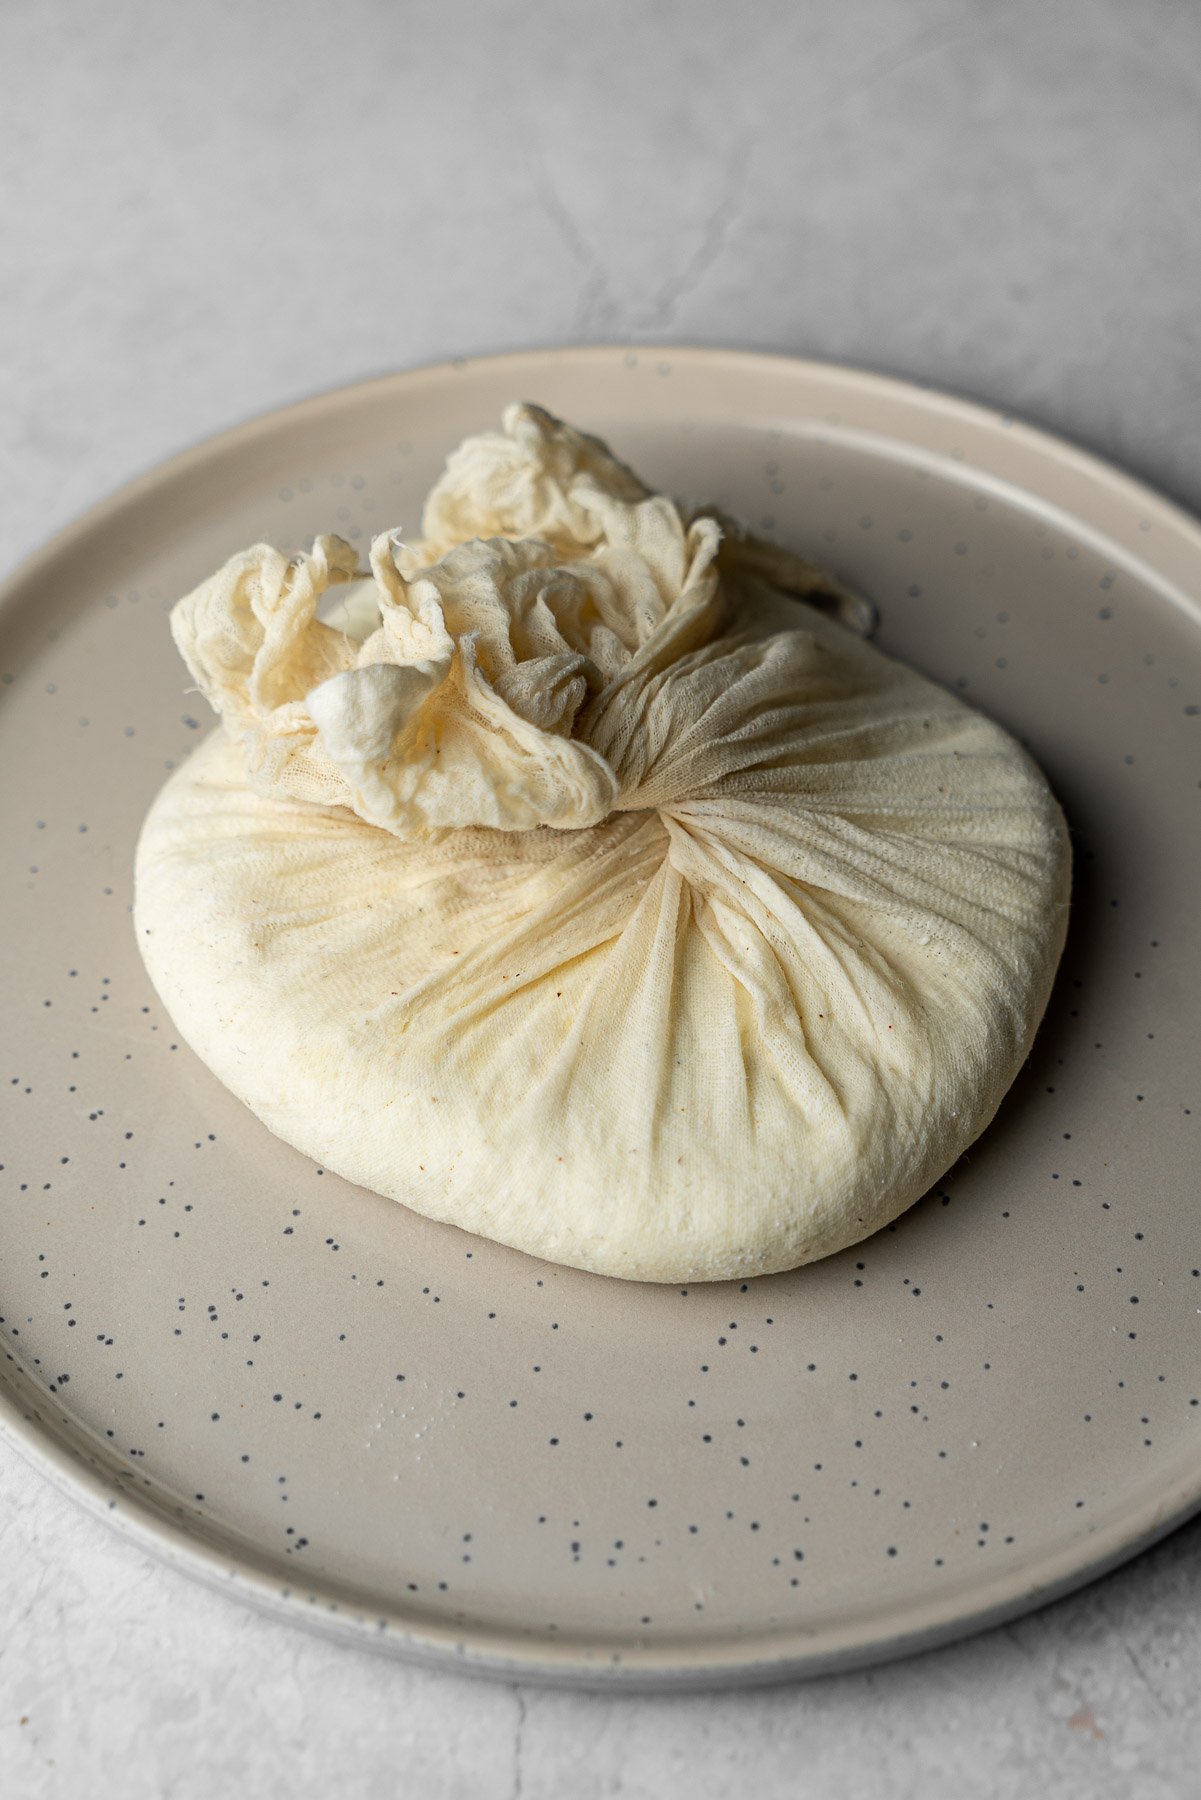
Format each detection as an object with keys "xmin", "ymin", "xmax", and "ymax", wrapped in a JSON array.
[{"xmin": 2, "ymin": 348, "xmax": 1200, "ymax": 1689}]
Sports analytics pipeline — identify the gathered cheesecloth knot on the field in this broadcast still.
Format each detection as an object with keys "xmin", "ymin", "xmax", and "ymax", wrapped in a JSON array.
[{"xmin": 171, "ymin": 402, "xmax": 871, "ymax": 841}]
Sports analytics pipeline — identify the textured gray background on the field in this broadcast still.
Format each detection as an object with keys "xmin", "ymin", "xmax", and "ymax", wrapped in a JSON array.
[{"xmin": 3, "ymin": 0, "xmax": 1201, "ymax": 1794}]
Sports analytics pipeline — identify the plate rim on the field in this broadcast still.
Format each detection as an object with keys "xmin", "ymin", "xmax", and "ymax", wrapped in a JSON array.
[
  {"xmin": 4, "ymin": 1384, "xmax": 1200, "ymax": 1690},
  {"xmin": 5, "ymin": 342, "xmax": 1201, "ymax": 609},
  {"xmin": 3, "ymin": 342, "xmax": 1201, "ymax": 1688}
]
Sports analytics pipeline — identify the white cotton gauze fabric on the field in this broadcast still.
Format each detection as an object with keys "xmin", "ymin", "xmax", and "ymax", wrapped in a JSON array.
[{"xmin": 134, "ymin": 404, "xmax": 1071, "ymax": 1282}]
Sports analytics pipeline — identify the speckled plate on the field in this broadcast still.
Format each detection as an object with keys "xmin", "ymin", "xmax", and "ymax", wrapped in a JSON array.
[{"xmin": 2, "ymin": 348, "xmax": 1200, "ymax": 1689}]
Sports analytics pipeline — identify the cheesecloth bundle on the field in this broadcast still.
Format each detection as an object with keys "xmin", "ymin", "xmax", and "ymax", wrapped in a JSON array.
[{"xmin": 134, "ymin": 404, "xmax": 1070, "ymax": 1281}]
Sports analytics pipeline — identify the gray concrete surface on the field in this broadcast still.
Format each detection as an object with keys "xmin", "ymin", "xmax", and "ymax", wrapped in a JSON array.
[{"xmin": 3, "ymin": 1, "xmax": 1200, "ymax": 1793}]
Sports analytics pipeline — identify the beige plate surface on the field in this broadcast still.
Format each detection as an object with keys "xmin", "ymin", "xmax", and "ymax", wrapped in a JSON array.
[{"xmin": 2, "ymin": 348, "xmax": 1200, "ymax": 1689}]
